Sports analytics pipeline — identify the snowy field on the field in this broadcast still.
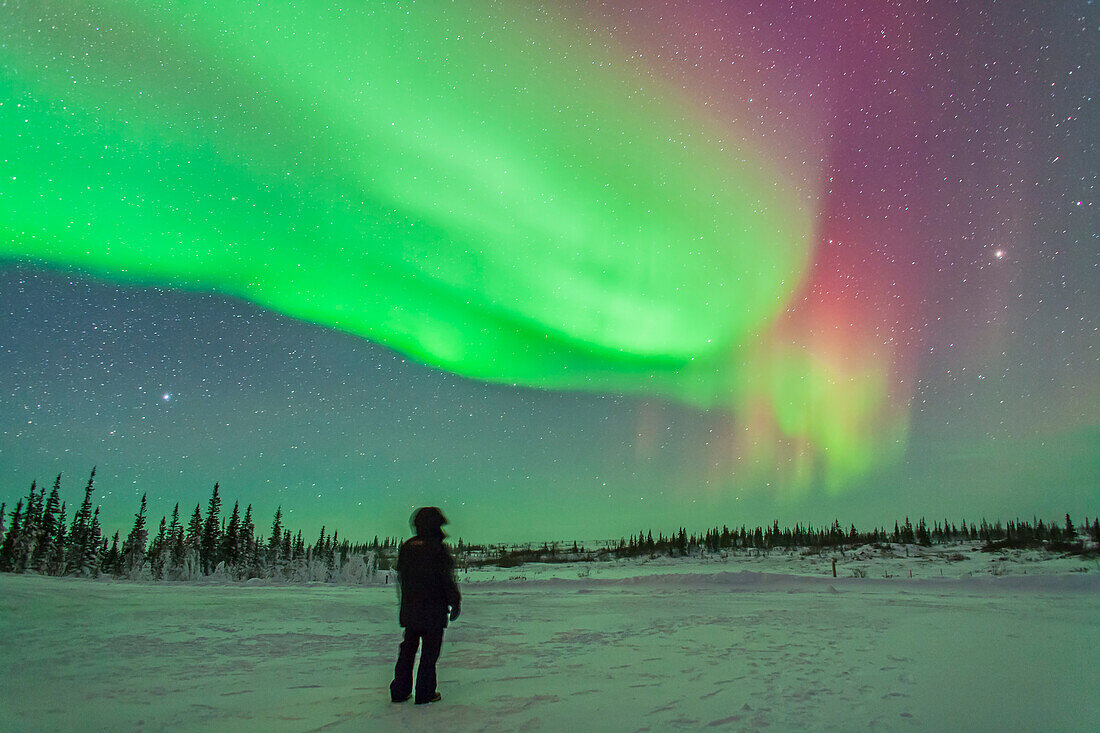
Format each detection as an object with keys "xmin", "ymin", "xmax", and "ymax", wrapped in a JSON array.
[{"xmin": 2, "ymin": 549, "xmax": 1098, "ymax": 732}]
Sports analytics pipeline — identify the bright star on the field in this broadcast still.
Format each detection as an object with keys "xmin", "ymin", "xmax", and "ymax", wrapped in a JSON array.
[
  {"xmin": 993, "ymin": 249, "xmax": 1005, "ymax": 259},
  {"xmin": 163, "ymin": 393, "xmax": 173, "ymax": 401}
]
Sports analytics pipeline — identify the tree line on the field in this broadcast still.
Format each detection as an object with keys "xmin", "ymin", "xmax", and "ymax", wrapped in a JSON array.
[
  {"xmin": 0, "ymin": 468, "xmax": 397, "ymax": 582},
  {"xmin": 456, "ymin": 513, "xmax": 1098, "ymax": 568},
  {"xmin": 0, "ymin": 468, "xmax": 1096, "ymax": 581}
]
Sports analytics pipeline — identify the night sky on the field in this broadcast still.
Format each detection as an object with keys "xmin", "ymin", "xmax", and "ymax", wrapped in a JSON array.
[{"xmin": 1, "ymin": 2, "xmax": 1096, "ymax": 544}]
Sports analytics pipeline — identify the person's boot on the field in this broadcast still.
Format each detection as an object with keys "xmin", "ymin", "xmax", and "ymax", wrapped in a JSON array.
[{"xmin": 415, "ymin": 692, "xmax": 442, "ymax": 705}]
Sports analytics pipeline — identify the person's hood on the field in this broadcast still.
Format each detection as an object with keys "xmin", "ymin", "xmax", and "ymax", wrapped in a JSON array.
[{"xmin": 411, "ymin": 506, "xmax": 448, "ymax": 538}]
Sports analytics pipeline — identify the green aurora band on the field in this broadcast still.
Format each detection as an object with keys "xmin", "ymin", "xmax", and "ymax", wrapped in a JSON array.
[{"xmin": 1, "ymin": 3, "xmax": 902, "ymax": 490}]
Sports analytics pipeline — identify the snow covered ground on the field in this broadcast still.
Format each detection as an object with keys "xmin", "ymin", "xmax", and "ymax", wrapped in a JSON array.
[
  {"xmin": 458, "ymin": 541, "xmax": 1100, "ymax": 583},
  {"xmin": 2, "ymin": 548, "xmax": 1097, "ymax": 731}
]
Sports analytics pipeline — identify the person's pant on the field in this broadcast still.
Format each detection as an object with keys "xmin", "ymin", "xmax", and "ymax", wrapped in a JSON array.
[{"xmin": 390, "ymin": 626, "xmax": 444, "ymax": 702}]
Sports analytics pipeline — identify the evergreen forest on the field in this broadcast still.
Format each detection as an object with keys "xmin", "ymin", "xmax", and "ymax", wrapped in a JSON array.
[{"xmin": 1, "ymin": 468, "xmax": 1096, "ymax": 583}]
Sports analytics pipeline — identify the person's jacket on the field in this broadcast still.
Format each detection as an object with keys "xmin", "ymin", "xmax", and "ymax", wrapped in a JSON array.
[{"xmin": 397, "ymin": 533, "xmax": 462, "ymax": 629}]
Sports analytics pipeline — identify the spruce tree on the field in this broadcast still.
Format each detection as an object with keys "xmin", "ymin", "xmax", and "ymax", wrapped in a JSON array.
[
  {"xmin": 17, "ymin": 482, "xmax": 41, "ymax": 572},
  {"xmin": 184, "ymin": 503, "xmax": 203, "ymax": 571},
  {"xmin": 168, "ymin": 503, "xmax": 185, "ymax": 572},
  {"xmin": 241, "ymin": 504, "xmax": 256, "ymax": 573},
  {"xmin": 0, "ymin": 499, "xmax": 24, "ymax": 572},
  {"xmin": 222, "ymin": 501, "xmax": 241, "ymax": 570},
  {"xmin": 916, "ymin": 518, "xmax": 931, "ymax": 546},
  {"xmin": 268, "ymin": 507, "xmax": 283, "ymax": 563},
  {"xmin": 122, "ymin": 493, "xmax": 149, "ymax": 576},
  {"xmin": 200, "ymin": 484, "xmax": 222, "ymax": 573},
  {"xmin": 148, "ymin": 517, "xmax": 168, "ymax": 579},
  {"xmin": 82, "ymin": 507, "xmax": 103, "ymax": 577},
  {"xmin": 902, "ymin": 517, "xmax": 915, "ymax": 544},
  {"xmin": 103, "ymin": 531, "xmax": 121, "ymax": 575},
  {"xmin": 33, "ymin": 476, "xmax": 62, "ymax": 573},
  {"xmin": 67, "ymin": 467, "xmax": 97, "ymax": 575},
  {"xmin": 185, "ymin": 504, "xmax": 203, "ymax": 542},
  {"xmin": 242, "ymin": 504, "xmax": 255, "ymax": 544},
  {"xmin": 49, "ymin": 502, "xmax": 67, "ymax": 576},
  {"xmin": 281, "ymin": 529, "xmax": 292, "ymax": 563}
]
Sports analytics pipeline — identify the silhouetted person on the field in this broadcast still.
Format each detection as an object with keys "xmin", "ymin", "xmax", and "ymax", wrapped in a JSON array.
[{"xmin": 389, "ymin": 506, "xmax": 462, "ymax": 705}]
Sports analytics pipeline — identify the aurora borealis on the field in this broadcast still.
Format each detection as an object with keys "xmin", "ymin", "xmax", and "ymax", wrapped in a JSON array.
[{"xmin": 1, "ymin": 2, "xmax": 1096, "ymax": 542}]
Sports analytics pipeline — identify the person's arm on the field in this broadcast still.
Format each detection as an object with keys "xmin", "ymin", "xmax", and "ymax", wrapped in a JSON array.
[
  {"xmin": 395, "ymin": 542, "xmax": 405, "ymax": 602},
  {"xmin": 442, "ymin": 545, "xmax": 462, "ymax": 620}
]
